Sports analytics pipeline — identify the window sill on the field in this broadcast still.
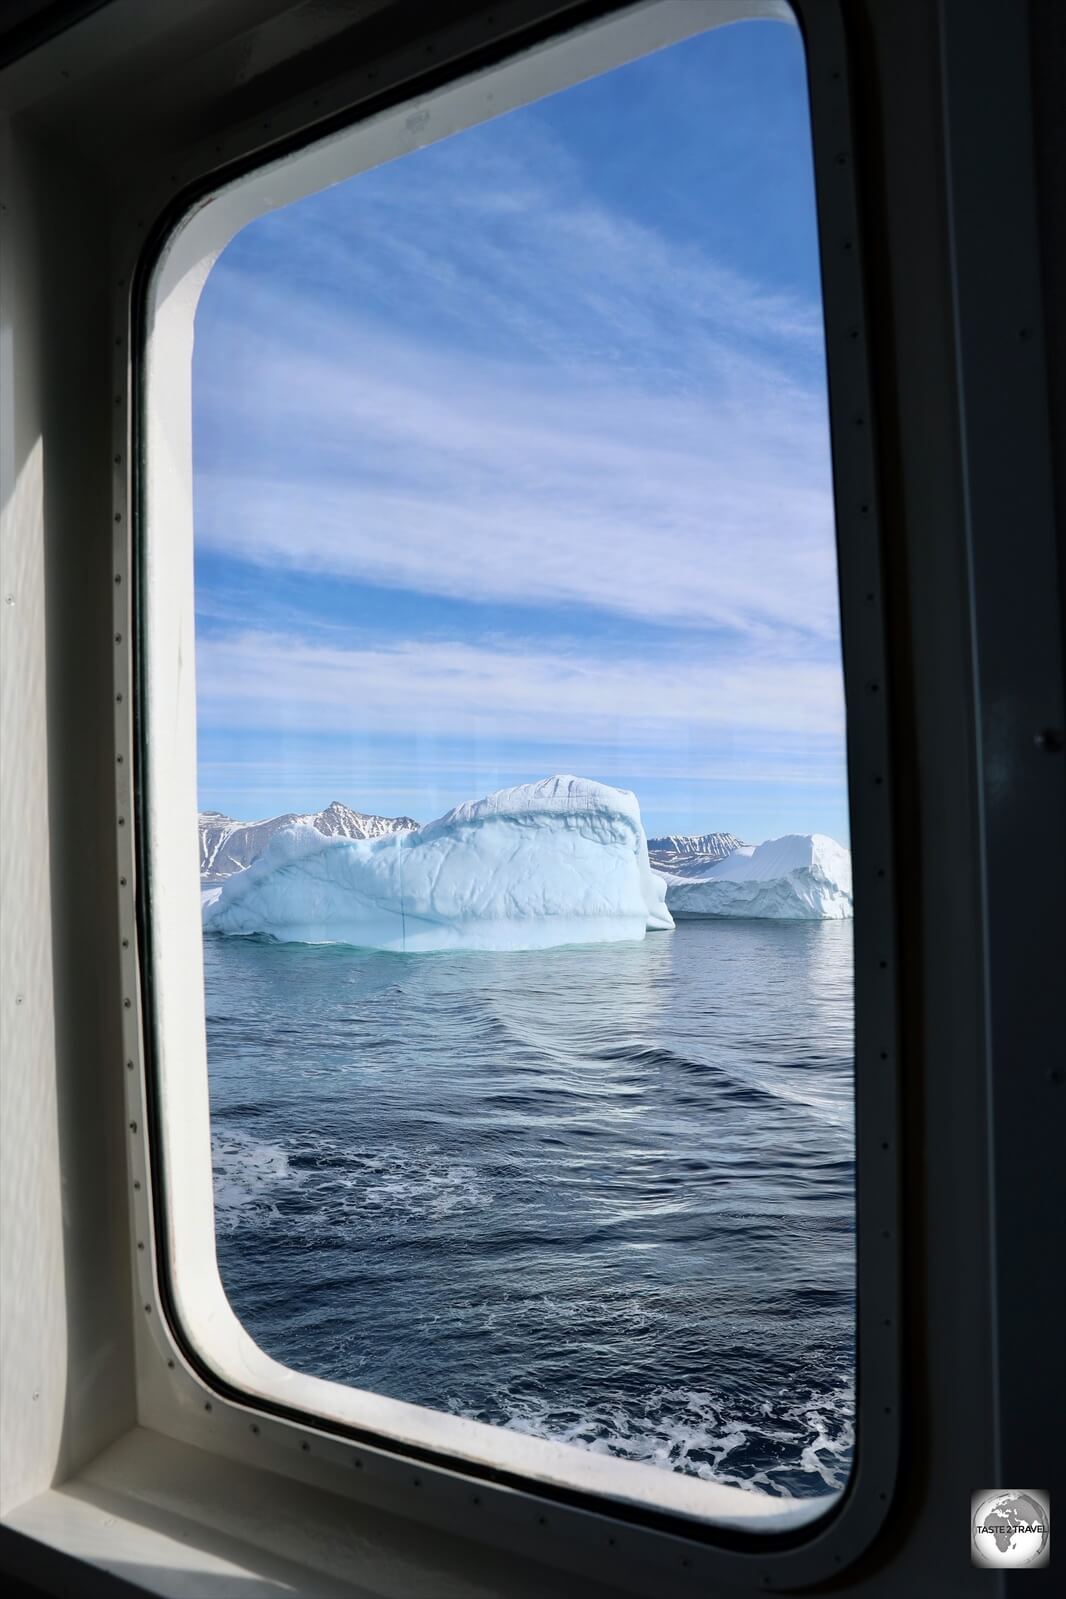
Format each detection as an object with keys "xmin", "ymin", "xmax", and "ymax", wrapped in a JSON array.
[{"xmin": 2, "ymin": 1425, "xmax": 838, "ymax": 1598}]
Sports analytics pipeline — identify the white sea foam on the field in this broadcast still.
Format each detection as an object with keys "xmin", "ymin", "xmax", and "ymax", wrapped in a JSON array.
[
  {"xmin": 456, "ymin": 1382, "xmax": 855, "ymax": 1495},
  {"xmin": 211, "ymin": 1129, "xmax": 303, "ymax": 1233},
  {"xmin": 211, "ymin": 1131, "xmax": 486, "ymax": 1233},
  {"xmin": 330, "ymin": 1147, "xmax": 486, "ymax": 1222}
]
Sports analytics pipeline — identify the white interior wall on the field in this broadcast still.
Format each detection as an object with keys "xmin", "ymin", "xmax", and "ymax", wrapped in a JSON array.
[{"xmin": 0, "ymin": 117, "xmax": 137, "ymax": 1516}]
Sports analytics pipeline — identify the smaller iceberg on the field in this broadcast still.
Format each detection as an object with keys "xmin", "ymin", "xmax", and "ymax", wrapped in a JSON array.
[
  {"xmin": 663, "ymin": 834, "xmax": 852, "ymax": 920},
  {"xmin": 202, "ymin": 775, "xmax": 673, "ymax": 953}
]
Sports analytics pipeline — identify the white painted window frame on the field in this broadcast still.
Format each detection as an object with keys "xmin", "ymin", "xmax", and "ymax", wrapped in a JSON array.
[{"xmin": 4, "ymin": 0, "xmax": 906, "ymax": 1592}]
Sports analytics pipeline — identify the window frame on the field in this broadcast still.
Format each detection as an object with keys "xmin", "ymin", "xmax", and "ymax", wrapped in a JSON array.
[{"xmin": 124, "ymin": 0, "xmax": 903, "ymax": 1586}]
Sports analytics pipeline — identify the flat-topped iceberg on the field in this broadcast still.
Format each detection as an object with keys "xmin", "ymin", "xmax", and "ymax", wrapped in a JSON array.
[
  {"xmin": 664, "ymin": 834, "xmax": 852, "ymax": 920},
  {"xmin": 202, "ymin": 775, "xmax": 673, "ymax": 952}
]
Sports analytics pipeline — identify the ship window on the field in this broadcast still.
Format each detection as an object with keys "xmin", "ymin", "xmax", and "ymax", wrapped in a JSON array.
[{"xmin": 141, "ymin": 0, "xmax": 897, "ymax": 1550}]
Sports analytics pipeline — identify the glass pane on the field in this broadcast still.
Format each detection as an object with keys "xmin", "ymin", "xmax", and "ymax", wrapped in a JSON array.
[{"xmin": 195, "ymin": 15, "xmax": 854, "ymax": 1503}]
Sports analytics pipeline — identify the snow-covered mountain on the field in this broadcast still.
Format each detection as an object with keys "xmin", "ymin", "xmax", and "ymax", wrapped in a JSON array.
[
  {"xmin": 646, "ymin": 831, "xmax": 746, "ymax": 872},
  {"xmin": 199, "ymin": 802, "xmax": 418, "ymax": 883}
]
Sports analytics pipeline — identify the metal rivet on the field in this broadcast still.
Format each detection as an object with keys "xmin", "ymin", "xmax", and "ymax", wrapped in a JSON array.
[
  {"xmin": 836, "ymin": 151, "xmax": 847, "ymax": 165},
  {"xmin": 124, "ymin": 998, "xmax": 132, "ymax": 1008},
  {"xmin": 250, "ymin": 1424, "xmax": 259, "ymax": 1435},
  {"xmin": 412, "ymin": 1477, "xmax": 421, "ymax": 1488},
  {"xmin": 1018, "ymin": 327, "xmax": 1033, "ymax": 341},
  {"xmin": 118, "ymin": 817, "xmax": 125, "ymax": 826},
  {"xmin": 144, "ymin": 1304, "xmax": 151, "ymax": 1314},
  {"xmin": 133, "ymin": 1181, "xmax": 141, "ymax": 1192},
  {"xmin": 353, "ymin": 1457, "xmax": 363, "ymax": 1469},
  {"xmin": 867, "ymin": 680, "xmax": 880, "ymax": 693},
  {"xmin": 301, "ymin": 1441, "xmax": 310, "ymax": 1452},
  {"xmin": 114, "ymin": 512, "xmax": 122, "ymax": 523},
  {"xmin": 120, "ymin": 876, "xmax": 127, "ymax": 885},
  {"xmin": 114, "ymin": 573, "xmax": 122, "ymax": 583},
  {"xmin": 130, "ymin": 1121, "xmax": 137, "ymax": 1132},
  {"xmin": 205, "ymin": 1402, "xmax": 212, "ymax": 1411},
  {"xmin": 117, "ymin": 755, "xmax": 124, "ymax": 764},
  {"xmin": 116, "ymin": 692, "xmax": 123, "ymax": 702},
  {"xmin": 137, "ymin": 1240, "xmax": 144, "ymax": 1250},
  {"xmin": 115, "ymin": 633, "xmax": 122, "ymax": 643},
  {"xmin": 167, "ymin": 1359, "xmax": 175, "ymax": 1369},
  {"xmin": 879, "ymin": 959, "xmax": 888, "ymax": 969},
  {"xmin": 874, "ymin": 776, "xmax": 884, "ymax": 786},
  {"xmin": 114, "ymin": 455, "xmax": 121, "ymax": 465},
  {"xmin": 126, "ymin": 1058, "xmax": 133, "ymax": 1068},
  {"xmin": 15, "ymin": 994, "xmax": 24, "ymax": 1005},
  {"xmin": 880, "ymin": 1140, "xmax": 889, "ymax": 1150}
]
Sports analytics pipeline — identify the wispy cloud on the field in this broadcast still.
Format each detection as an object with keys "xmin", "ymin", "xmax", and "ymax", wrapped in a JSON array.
[
  {"xmin": 194, "ymin": 117, "xmax": 837, "ymax": 644},
  {"xmin": 195, "ymin": 325, "xmax": 835, "ymax": 641},
  {"xmin": 195, "ymin": 629, "xmax": 844, "ymax": 744}
]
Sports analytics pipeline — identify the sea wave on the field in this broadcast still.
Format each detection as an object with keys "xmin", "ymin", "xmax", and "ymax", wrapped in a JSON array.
[{"xmin": 206, "ymin": 920, "xmax": 856, "ymax": 1497}]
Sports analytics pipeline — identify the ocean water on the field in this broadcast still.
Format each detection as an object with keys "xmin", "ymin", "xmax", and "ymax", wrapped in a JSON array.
[{"xmin": 206, "ymin": 918, "xmax": 855, "ymax": 1499}]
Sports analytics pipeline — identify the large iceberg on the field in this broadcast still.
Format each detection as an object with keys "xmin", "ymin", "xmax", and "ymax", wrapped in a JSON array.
[
  {"xmin": 202, "ymin": 776, "xmax": 673, "ymax": 953},
  {"xmin": 663, "ymin": 834, "xmax": 852, "ymax": 920}
]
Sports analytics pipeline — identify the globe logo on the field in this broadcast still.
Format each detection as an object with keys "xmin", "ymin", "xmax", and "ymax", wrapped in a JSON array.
[{"xmin": 971, "ymin": 1490, "xmax": 1050, "ymax": 1568}]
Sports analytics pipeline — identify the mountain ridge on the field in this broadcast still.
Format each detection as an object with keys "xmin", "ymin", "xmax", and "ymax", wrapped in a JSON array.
[
  {"xmin": 200, "ymin": 800, "xmax": 418, "ymax": 882},
  {"xmin": 202, "ymin": 808, "xmax": 750, "ymax": 884},
  {"xmin": 646, "ymin": 831, "xmax": 745, "ymax": 871}
]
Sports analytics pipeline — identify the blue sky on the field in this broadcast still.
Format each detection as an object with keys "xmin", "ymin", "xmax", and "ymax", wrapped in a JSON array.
[{"xmin": 193, "ymin": 17, "xmax": 849, "ymax": 843}]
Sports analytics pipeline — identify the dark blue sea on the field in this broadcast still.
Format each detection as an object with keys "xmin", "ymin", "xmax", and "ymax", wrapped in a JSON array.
[{"xmin": 206, "ymin": 918, "xmax": 855, "ymax": 1499}]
